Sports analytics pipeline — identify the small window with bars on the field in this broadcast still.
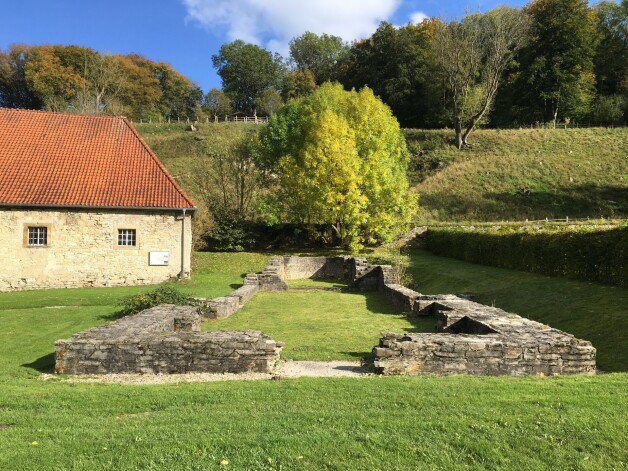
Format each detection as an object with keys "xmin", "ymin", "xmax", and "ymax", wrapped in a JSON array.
[
  {"xmin": 28, "ymin": 226, "xmax": 48, "ymax": 246},
  {"xmin": 117, "ymin": 229, "xmax": 137, "ymax": 247}
]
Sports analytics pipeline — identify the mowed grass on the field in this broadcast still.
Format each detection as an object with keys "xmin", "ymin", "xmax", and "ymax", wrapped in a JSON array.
[
  {"xmin": 0, "ymin": 251, "xmax": 626, "ymax": 469},
  {"xmin": 204, "ymin": 280, "xmax": 435, "ymax": 361},
  {"xmin": 1, "ymin": 375, "xmax": 626, "ymax": 470},
  {"xmin": 0, "ymin": 252, "xmax": 267, "ymax": 381},
  {"xmin": 406, "ymin": 128, "xmax": 628, "ymax": 222}
]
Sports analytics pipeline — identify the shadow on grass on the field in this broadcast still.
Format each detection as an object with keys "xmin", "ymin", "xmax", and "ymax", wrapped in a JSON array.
[
  {"xmin": 98, "ymin": 309, "xmax": 128, "ymax": 322},
  {"xmin": 338, "ymin": 352, "xmax": 379, "ymax": 370},
  {"xmin": 419, "ymin": 184, "xmax": 628, "ymax": 221},
  {"xmin": 22, "ymin": 352, "xmax": 55, "ymax": 373},
  {"xmin": 487, "ymin": 184, "xmax": 628, "ymax": 219},
  {"xmin": 363, "ymin": 291, "xmax": 437, "ymax": 333},
  {"xmin": 339, "ymin": 351, "xmax": 369, "ymax": 360},
  {"xmin": 404, "ymin": 316, "xmax": 438, "ymax": 333}
]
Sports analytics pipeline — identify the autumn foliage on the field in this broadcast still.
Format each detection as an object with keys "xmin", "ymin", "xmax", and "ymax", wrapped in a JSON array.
[
  {"xmin": 0, "ymin": 44, "xmax": 202, "ymax": 120},
  {"xmin": 260, "ymin": 83, "xmax": 416, "ymax": 250}
]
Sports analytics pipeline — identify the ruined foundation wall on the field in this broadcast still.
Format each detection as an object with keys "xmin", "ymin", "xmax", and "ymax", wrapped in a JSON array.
[
  {"xmin": 199, "ymin": 255, "xmax": 596, "ymax": 377},
  {"xmin": 55, "ymin": 305, "xmax": 283, "ymax": 374},
  {"xmin": 280, "ymin": 256, "xmax": 353, "ymax": 281},
  {"xmin": 374, "ymin": 332, "xmax": 596, "ymax": 376},
  {"xmin": 203, "ymin": 256, "xmax": 360, "ymax": 319},
  {"xmin": 373, "ymin": 294, "xmax": 596, "ymax": 376}
]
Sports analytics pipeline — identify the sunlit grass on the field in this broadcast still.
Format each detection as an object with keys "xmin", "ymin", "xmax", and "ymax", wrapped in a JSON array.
[
  {"xmin": 204, "ymin": 285, "xmax": 434, "ymax": 360},
  {"xmin": 0, "ymin": 250, "xmax": 626, "ymax": 469},
  {"xmin": 406, "ymin": 128, "xmax": 628, "ymax": 222}
]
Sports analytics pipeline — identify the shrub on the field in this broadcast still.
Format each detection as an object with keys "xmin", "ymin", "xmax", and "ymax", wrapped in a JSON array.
[
  {"xmin": 202, "ymin": 210, "xmax": 251, "ymax": 252},
  {"xmin": 118, "ymin": 285, "xmax": 199, "ymax": 316}
]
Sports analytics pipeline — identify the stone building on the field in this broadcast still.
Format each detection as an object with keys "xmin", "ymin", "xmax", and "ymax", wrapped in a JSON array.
[{"xmin": 0, "ymin": 108, "xmax": 196, "ymax": 291}]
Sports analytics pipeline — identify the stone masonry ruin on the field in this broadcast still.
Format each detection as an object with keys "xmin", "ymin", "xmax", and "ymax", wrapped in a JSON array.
[
  {"xmin": 373, "ymin": 295, "xmax": 596, "ymax": 376},
  {"xmin": 204, "ymin": 256, "xmax": 596, "ymax": 376},
  {"xmin": 55, "ymin": 305, "xmax": 283, "ymax": 374},
  {"xmin": 55, "ymin": 256, "xmax": 595, "ymax": 376}
]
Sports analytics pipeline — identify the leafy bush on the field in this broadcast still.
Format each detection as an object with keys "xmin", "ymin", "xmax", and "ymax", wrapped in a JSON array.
[
  {"xmin": 202, "ymin": 210, "xmax": 252, "ymax": 252},
  {"xmin": 425, "ymin": 224, "xmax": 627, "ymax": 287},
  {"xmin": 118, "ymin": 285, "xmax": 199, "ymax": 316}
]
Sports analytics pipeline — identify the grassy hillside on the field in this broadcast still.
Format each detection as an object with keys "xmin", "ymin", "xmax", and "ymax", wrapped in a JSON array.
[
  {"xmin": 405, "ymin": 128, "xmax": 628, "ymax": 222},
  {"xmin": 135, "ymin": 124, "xmax": 628, "ymax": 224},
  {"xmin": 135, "ymin": 122, "xmax": 260, "ymax": 204}
]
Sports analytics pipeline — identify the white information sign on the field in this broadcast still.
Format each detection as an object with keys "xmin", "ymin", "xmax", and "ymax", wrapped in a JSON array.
[{"xmin": 149, "ymin": 251, "xmax": 170, "ymax": 266}]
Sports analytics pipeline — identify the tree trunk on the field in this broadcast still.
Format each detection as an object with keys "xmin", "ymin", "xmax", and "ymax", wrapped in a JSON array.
[
  {"xmin": 455, "ymin": 119, "xmax": 463, "ymax": 150},
  {"xmin": 462, "ymin": 90, "xmax": 496, "ymax": 146},
  {"xmin": 551, "ymin": 94, "xmax": 560, "ymax": 129}
]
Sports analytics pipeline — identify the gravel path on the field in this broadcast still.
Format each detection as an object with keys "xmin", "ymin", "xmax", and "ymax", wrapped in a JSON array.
[
  {"xmin": 43, "ymin": 361, "xmax": 370, "ymax": 385},
  {"xmin": 278, "ymin": 360, "xmax": 368, "ymax": 378}
]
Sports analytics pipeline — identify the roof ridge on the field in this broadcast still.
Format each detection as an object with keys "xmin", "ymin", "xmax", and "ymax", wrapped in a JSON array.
[{"xmin": 121, "ymin": 117, "xmax": 196, "ymax": 210}]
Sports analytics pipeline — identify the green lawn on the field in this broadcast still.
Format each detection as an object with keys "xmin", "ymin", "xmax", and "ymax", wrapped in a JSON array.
[
  {"xmin": 204, "ymin": 280, "xmax": 434, "ymax": 361},
  {"xmin": 0, "ymin": 251, "xmax": 626, "ymax": 470}
]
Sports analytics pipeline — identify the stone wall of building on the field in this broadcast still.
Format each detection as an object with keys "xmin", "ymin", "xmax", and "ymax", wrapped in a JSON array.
[
  {"xmin": 0, "ymin": 208, "xmax": 192, "ymax": 291},
  {"xmin": 55, "ymin": 304, "xmax": 283, "ymax": 374}
]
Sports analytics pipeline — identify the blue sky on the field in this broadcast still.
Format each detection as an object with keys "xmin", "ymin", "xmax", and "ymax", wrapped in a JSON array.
[{"xmin": 1, "ymin": 0, "xmax": 529, "ymax": 92}]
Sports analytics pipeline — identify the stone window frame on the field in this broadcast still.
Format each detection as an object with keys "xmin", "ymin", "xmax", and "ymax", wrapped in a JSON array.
[
  {"xmin": 23, "ymin": 224, "xmax": 51, "ymax": 248},
  {"xmin": 115, "ymin": 227, "xmax": 139, "ymax": 250}
]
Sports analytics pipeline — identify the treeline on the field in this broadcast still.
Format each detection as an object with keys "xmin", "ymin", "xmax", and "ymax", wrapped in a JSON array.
[
  {"xmin": 210, "ymin": 0, "xmax": 627, "ymax": 137},
  {"xmin": 2, "ymin": 0, "xmax": 625, "ymax": 132},
  {"xmin": 0, "ymin": 45, "xmax": 203, "ymax": 120}
]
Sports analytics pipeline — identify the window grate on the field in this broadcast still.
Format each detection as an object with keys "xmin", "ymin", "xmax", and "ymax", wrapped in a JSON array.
[
  {"xmin": 28, "ymin": 227, "xmax": 47, "ymax": 246},
  {"xmin": 117, "ymin": 229, "xmax": 136, "ymax": 246}
]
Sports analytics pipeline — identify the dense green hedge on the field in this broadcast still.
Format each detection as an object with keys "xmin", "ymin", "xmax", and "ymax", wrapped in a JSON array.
[{"xmin": 425, "ymin": 224, "xmax": 627, "ymax": 287}]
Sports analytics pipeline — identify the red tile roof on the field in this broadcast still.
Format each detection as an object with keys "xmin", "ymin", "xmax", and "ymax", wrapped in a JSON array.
[{"xmin": 0, "ymin": 108, "xmax": 195, "ymax": 210}]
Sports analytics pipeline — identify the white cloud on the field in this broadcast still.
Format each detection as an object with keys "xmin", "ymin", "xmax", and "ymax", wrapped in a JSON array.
[
  {"xmin": 410, "ymin": 11, "xmax": 428, "ymax": 24},
  {"xmin": 182, "ymin": 0, "xmax": 402, "ymax": 54}
]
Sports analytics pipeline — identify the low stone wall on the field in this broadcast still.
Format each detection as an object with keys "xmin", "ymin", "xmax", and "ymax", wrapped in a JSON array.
[
  {"xmin": 373, "ymin": 296, "xmax": 596, "ymax": 376},
  {"xmin": 202, "ymin": 255, "xmax": 370, "ymax": 319},
  {"xmin": 55, "ymin": 304, "xmax": 283, "ymax": 374},
  {"xmin": 201, "ymin": 283, "xmax": 259, "ymax": 319},
  {"xmin": 382, "ymin": 283, "xmax": 421, "ymax": 313},
  {"xmin": 196, "ymin": 254, "xmax": 596, "ymax": 377},
  {"xmin": 280, "ymin": 256, "xmax": 353, "ymax": 281},
  {"xmin": 257, "ymin": 257, "xmax": 289, "ymax": 291}
]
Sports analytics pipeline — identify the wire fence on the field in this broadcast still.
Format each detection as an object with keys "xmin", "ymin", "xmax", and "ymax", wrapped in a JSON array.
[
  {"xmin": 494, "ymin": 122, "xmax": 628, "ymax": 130},
  {"xmin": 131, "ymin": 117, "xmax": 626, "ymax": 128},
  {"xmin": 130, "ymin": 115, "xmax": 269, "ymax": 125},
  {"xmin": 430, "ymin": 217, "xmax": 627, "ymax": 227},
  {"xmin": 520, "ymin": 216, "xmax": 625, "ymax": 223}
]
